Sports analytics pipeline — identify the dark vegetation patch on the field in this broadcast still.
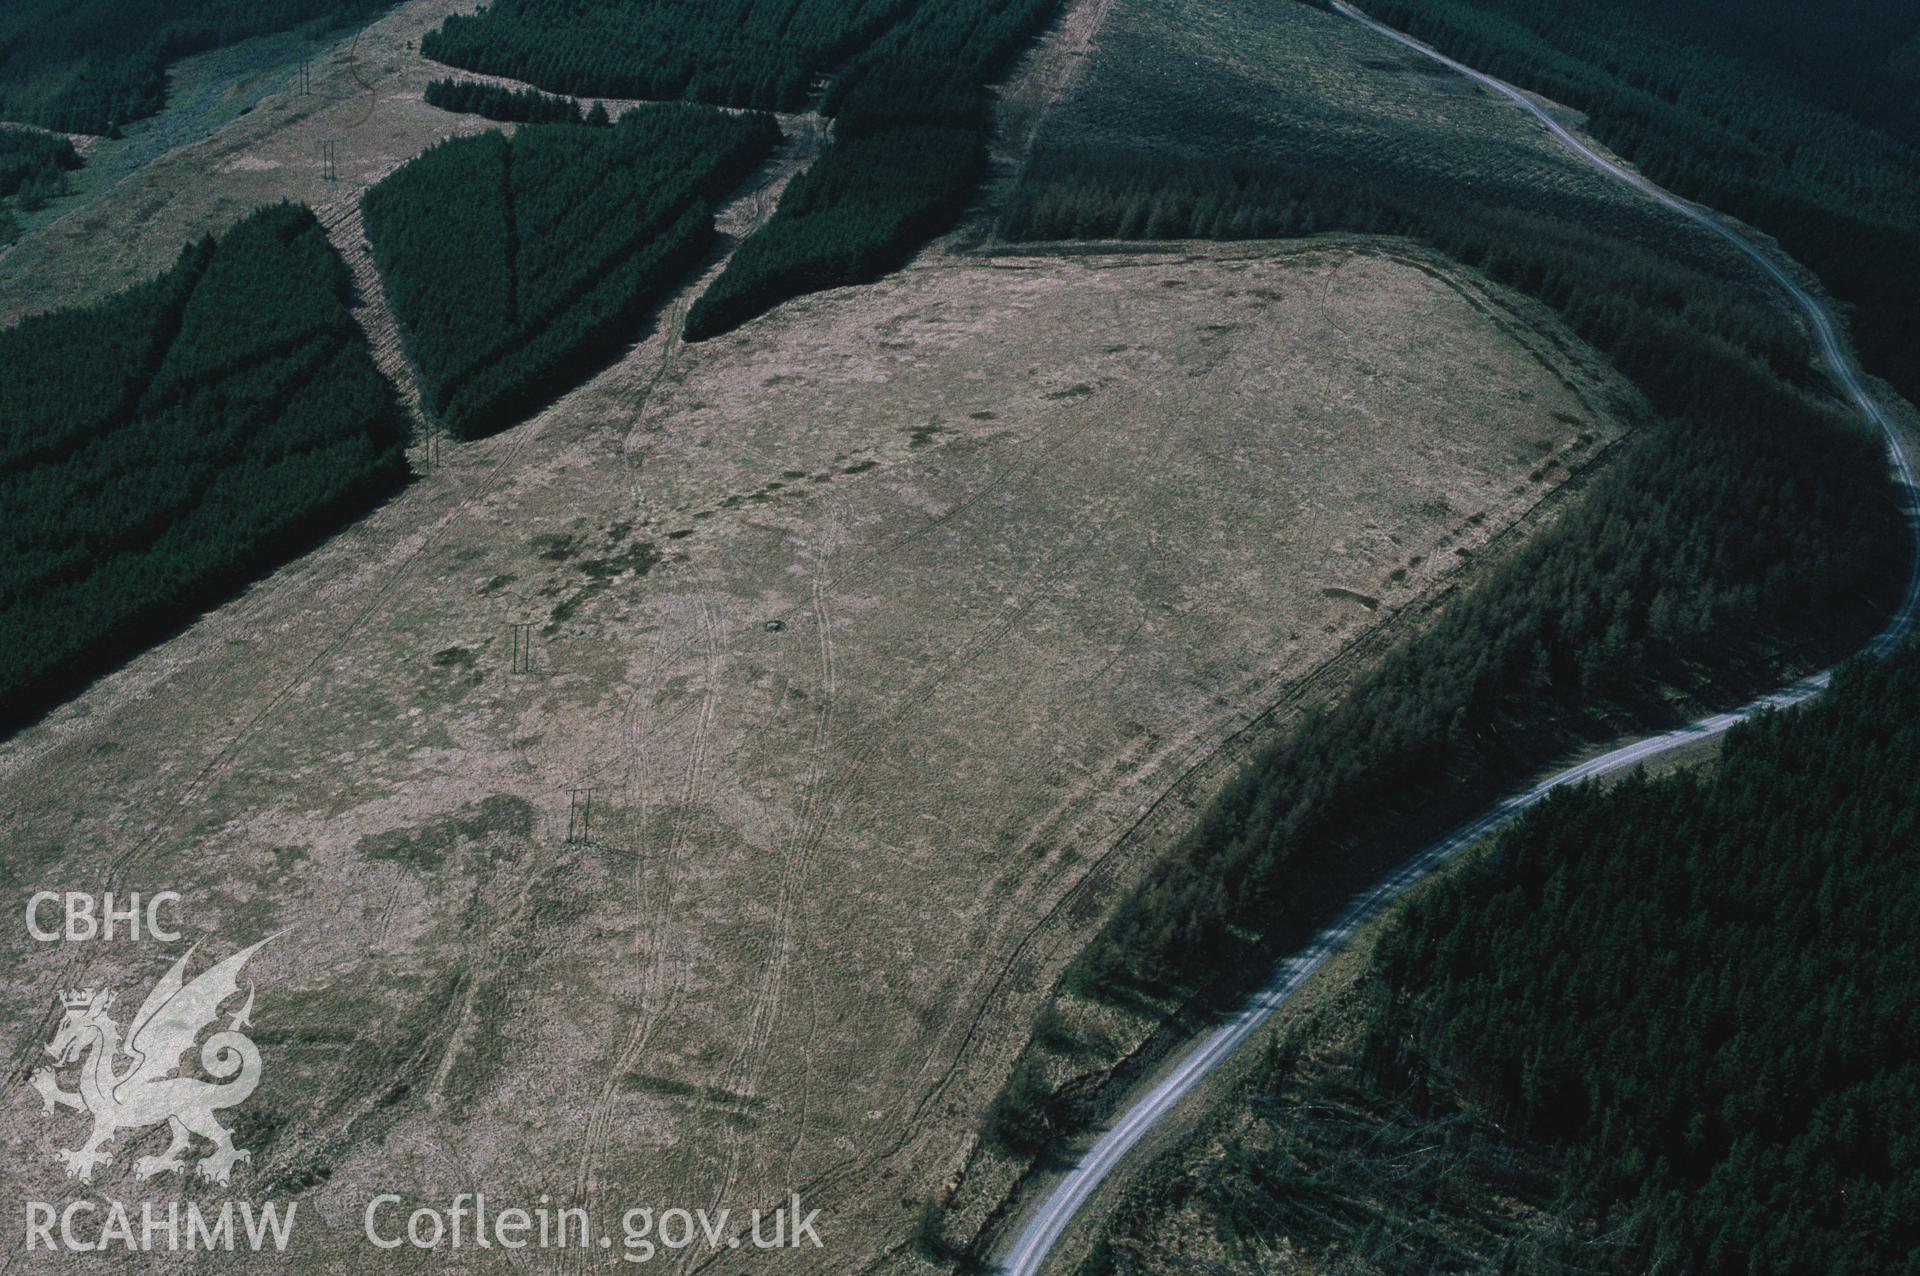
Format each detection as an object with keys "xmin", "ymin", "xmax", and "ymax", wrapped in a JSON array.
[
  {"xmin": 361, "ymin": 107, "xmax": 779, "ymax": 437},
  {"xmin": 1321, "ymin": 586, "xmax": 1380, "ymax": 610},
  {"xmin": 357, "ymin": 794, "xmax": 535, "ymax": 871},
  {"xmin": 530, "ymin": 533, "xmax": 577, "ymax": 562},
  {"xmin": 0, "ymin": 0, "xmax": 399, "ymax": 134},
  {"xmin": 576, "ymin": 540, "xmax": 662, "ymax": 581},
  {"xmin": 905, "ymin": 420, "xmax": 947, "ymax": 448},
  {"xmin": 621, "ymin": 1072, "xmax": 769, "ymax": 1111},
  {"xmin": 0, "ymin": 202, "xmax": 409, "ymax": 735},
  {"xmin": 543, "ymin": 538, "xmax": 661, "ymax": 634},
  {"xmin": 424, "ymin": 78, "xmax": 596, "ymax": 126},
  {"xmin": 0, "ymin": 128, "xmax": 81, "ymax": 241}
]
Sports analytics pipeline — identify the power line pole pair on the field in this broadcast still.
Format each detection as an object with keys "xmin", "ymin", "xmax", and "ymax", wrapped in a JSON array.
[
  {"xmin": 567, "ymin": 788, "xmax": 595, "ymax": 844},
  {"xmin": 508, "ymin": 623, "xmax": 536, "ymax": 674},
  {"xmin": 501, "ymin": 627, "xmax": 595, "ymax": 844},
  {"xmin": 416, "ymin": 422, "xmax": 442, "ymax": 474}
]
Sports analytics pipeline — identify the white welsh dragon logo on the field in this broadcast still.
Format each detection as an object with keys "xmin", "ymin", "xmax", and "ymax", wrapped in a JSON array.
[{"xmin": 27, "ymin": 937, "xmax": 272, "ymax": 1186}]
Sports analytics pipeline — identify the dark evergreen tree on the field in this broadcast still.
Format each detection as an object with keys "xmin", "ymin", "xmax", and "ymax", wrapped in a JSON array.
[{"xmin": 0, "ymin": 128, "xmax": 80, "ymax": 199}]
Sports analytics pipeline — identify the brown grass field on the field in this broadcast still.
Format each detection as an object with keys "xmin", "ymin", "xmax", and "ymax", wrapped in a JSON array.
[{"xmin": 0, "ymin": 1, "xmax": 1651, "ymax": 1271}]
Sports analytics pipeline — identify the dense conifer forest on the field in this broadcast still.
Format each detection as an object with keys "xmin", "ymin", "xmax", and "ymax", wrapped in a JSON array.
[
  {"xmin": 1367, "ymin": 641, "xmax": 1920, "ymax": 1272},
  {"xmin": 1362, "ymin": 0, "xmax": 1920, "ymax": 403},
  {"xmin": 0, "ymin": 203, "xmax": 409, "ymax": 733},
  {"xmin": 685, "ymin": 0, "xmax": 1059, "ymax": 338},
  {"xmin": 360, "ymin": 107, "xmax": 778, "ymax": 436},
  {"xmin": 423, "ymin": 79, "xmax": 590, "ymax": 126},
  {"xmin": 0, "ymin": 0, "xmax": 398, "ymax": 134},
  {"xmin": 1074, "ymin": 644, "xmax": 1920, "ymax": 1275},
  {"xmin": 0, "ymin": 127, "xmax": 80, "ymax": 243},
  {"xmin": 682, "ymin": 126, "xmax": 983, "ymax": 340},
  {"xmin": 415, "ymin": 0, "xmax": 1061, "ymax": 342},
  {"xmin": 420, "ymin": 0, "xmax": 916, "ymax": 113}
]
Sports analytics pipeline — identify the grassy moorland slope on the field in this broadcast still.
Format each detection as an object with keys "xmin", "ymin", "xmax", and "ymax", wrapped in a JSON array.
[{"xmin": 0, "ymin": 234, "xmax": 1646, "ymax": 1274}]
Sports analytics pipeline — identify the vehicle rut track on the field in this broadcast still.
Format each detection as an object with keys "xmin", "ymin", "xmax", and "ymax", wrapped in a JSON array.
[
  {"xmin": 564, "ymin": 591, "xmax": 721, "ymax": 1276},
  {"xmin": 777, "ymin": 525, "xmax": 846, "ymax": 1184},
  {"xmin": 677, "ymin": 415, "xmax": 1179, "ymax": 1268},
  {"xmin": 561, "ymin": 123, "xmax": 838, "ymax": 1252},
  {"xmin": 674, "ymin": 511, "xmax": 846, "ymax": 1274}
]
